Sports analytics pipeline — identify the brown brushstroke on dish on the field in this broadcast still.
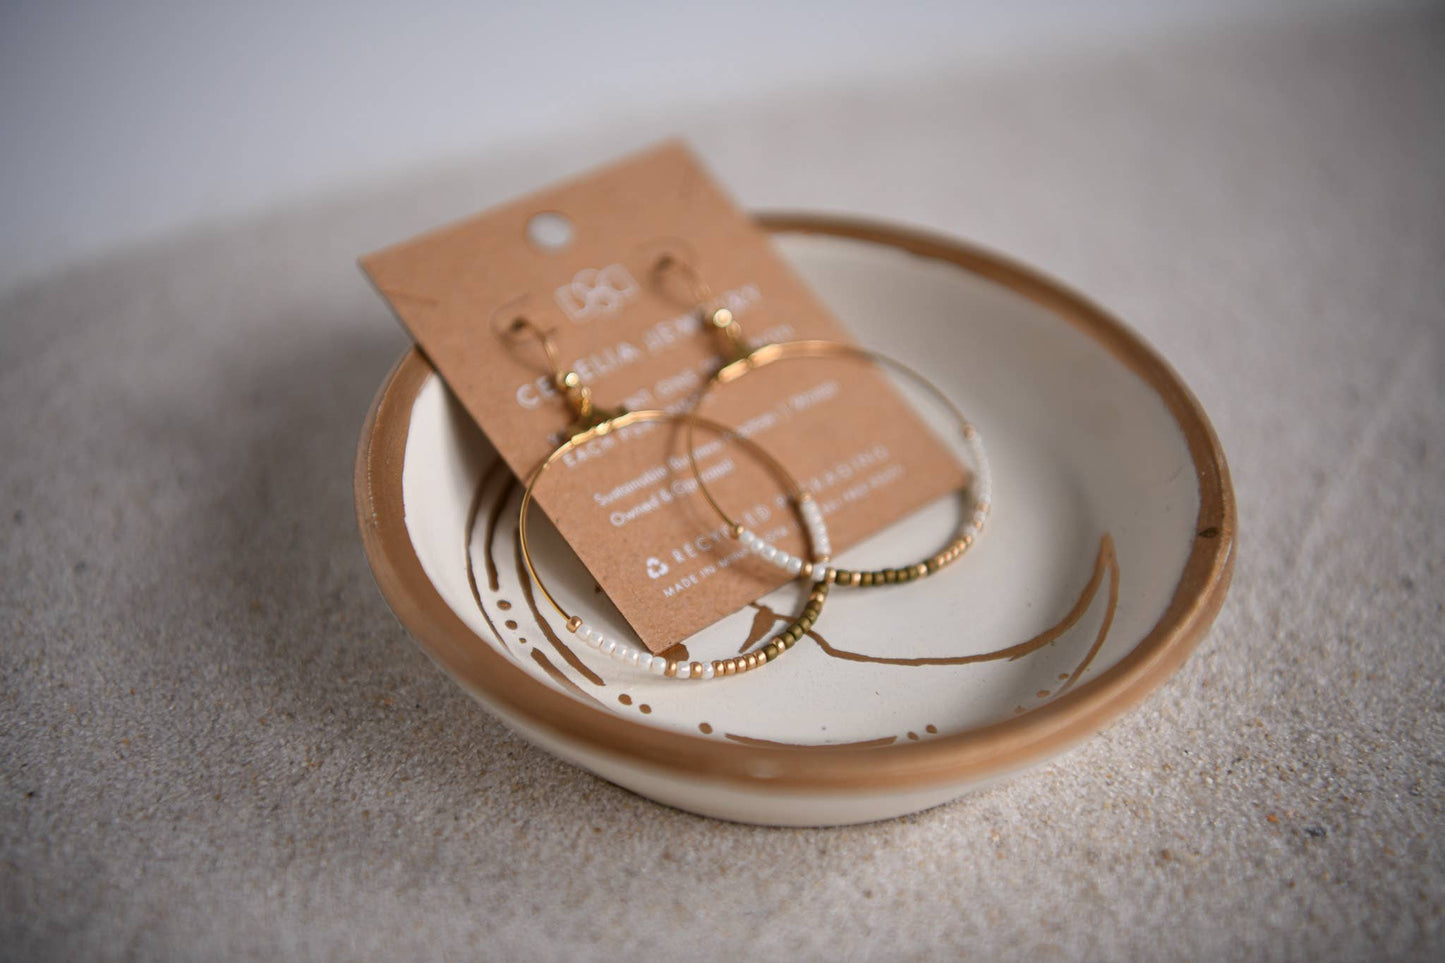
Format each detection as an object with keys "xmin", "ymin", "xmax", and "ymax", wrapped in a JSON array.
[{"xmin": 512, "ymin": 507, "xmax": 607, "ymax": 687}]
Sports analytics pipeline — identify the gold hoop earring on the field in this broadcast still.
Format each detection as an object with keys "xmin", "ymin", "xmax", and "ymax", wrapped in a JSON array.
[
  {"xmin": 652, "ymin": 257, "xmax": 992, "ymax": 589},
  {"xmin": 503, "ymin": 318, "xmax": 832, "ymax": 680}
]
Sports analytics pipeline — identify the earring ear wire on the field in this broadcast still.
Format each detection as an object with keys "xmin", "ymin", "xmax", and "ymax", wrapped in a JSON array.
[
  {"xmin": 504, "ymin": 315, "xmax": 622, "ymax": 437},
  {"xmin": 653, "ymin": 253, "xmax": 749, "ymax": 362}
]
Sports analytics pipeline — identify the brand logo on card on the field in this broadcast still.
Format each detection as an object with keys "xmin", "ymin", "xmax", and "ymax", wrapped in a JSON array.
[
  {"xmin": 554, "ymin": 264, "xmax": 639, "ymax": 323},
  {"xmin": 645, "ymin": 557, "xmax": 670, "ymax": 579}
]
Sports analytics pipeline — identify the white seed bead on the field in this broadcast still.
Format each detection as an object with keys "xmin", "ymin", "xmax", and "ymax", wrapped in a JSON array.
[
  {"xmin": 600, "ymin": 638, "xmax": 616, "ymax": 655},
  {"xmin": 701, "ymin": 665, "xmax": 715, "ymax": 680},
  {"xmin": 786, "ymin": 556, "xmax": 804, "ymax": 576},
  {"xmin": 649, "ymin": 656, "xmax": 667, "ymax": 675}
]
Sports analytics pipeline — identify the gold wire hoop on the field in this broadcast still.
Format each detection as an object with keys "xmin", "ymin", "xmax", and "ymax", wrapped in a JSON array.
[
  {"xmin": 685, "ymin": 338, "xmax": 993, "ymax": 588},
  {"xmin": 515, "ymin": 408, "xmax": 832, "ymax": 681},
  {"xmin": 500, "ymin": 313, "xmax": 832, "ymax": 679}
]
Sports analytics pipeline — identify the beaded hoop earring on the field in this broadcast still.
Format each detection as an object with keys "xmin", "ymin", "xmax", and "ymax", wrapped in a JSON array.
[
  {"xmin": 655, "ymin": 257, "xmax": 991, "ymax": 589},
  {"xmin": 505, "ymin": 319, "xmax": 832, "ymax": 681}
]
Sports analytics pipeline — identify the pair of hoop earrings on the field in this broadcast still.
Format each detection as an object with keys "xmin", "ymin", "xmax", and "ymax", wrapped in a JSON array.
[{"xmin": 504, "ymin": 255, "xmax": 991, "ymax": 682}]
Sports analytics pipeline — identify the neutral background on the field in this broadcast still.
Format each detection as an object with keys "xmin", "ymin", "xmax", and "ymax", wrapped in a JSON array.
[{"xmin": 2, "ymin": 1, "xmax": 1442, "ymax": 959}]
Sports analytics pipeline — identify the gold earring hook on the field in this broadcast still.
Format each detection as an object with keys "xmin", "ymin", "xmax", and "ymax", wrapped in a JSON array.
[
  {"xmin": 505, "ymin": 316, "xmax": 623, "ymax": 437},
  {"xmin": 652, "ymin": 251, "xmax": 712, "ymax": 303},
  {"xmin": 507, "ymin": 316, "xmax": 566, "ymax": 381},
  {"xmin": 652, "ymin": 253, "xmax": 750, "ymax": 364}
]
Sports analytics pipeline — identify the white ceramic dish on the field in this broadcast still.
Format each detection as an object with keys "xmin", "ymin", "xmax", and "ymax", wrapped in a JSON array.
[{"xmin": 355, "ymin": 215, "xmax": 1235, "ymax": 826}]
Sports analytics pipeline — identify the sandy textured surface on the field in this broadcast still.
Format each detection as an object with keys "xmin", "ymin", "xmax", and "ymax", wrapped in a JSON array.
[{"xmin": 2, "ymin": 7, "xmax": 1442, "ymax": 960}]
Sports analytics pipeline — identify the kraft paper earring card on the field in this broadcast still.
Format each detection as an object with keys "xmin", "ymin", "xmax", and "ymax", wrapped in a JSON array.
[{"xmin": 361, "ymin": 140, "xmax": 965, "ymax": 650}]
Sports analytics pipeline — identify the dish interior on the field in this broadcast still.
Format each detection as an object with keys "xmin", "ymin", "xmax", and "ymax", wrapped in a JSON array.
[{"xmin": 400, "ymin": 233, "xmax": 1198, "ymax": 748}]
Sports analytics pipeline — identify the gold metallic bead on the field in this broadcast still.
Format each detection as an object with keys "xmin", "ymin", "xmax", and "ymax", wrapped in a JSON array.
[{"xmin": 565, "ymin": 616, "xmax": 583, "ymax": 632}]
